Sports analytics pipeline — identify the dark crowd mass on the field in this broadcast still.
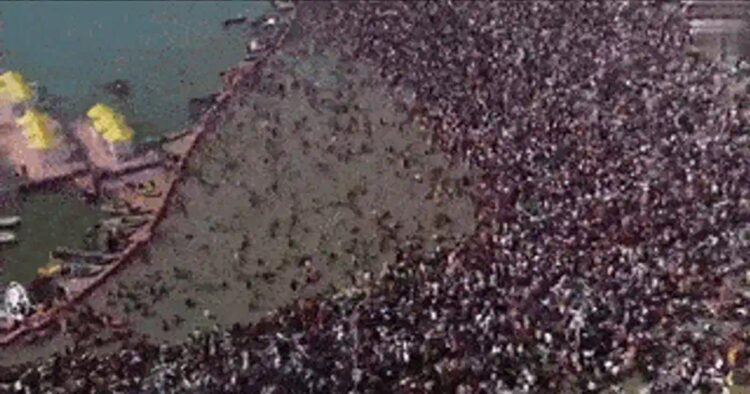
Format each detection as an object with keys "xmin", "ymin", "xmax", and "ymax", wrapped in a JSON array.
[{"xmin": 2, "ymin": 1, "xmax": 750, "ymax": 392}]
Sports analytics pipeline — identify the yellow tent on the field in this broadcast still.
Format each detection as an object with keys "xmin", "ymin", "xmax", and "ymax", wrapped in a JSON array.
[
  {"xmin": 86, "ymin": 103, "xmax": 134, "ymax": 143},
  {"xmin": 16, "ymin": 108, "xmax": 57, "ymax": 150},
  {"xmin": 0, "ymin": 71, "xmax": 33, "ymax": 104}
]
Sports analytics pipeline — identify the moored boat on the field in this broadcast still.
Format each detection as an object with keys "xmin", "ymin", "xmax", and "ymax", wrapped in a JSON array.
[
  {"xmin": 0, "ymin": 232, "xmax": 16, "ymax": 244},
  {"xmin": 62, "ymin": 262, "xmax": 103, "ymax": 278},
  {"xmin": 51, "ymin": 247, "xmax": 118, "ymax": 265},
  {"xmin": 0, "ymin": 216, "xmax": 20, "ymax": 228}
]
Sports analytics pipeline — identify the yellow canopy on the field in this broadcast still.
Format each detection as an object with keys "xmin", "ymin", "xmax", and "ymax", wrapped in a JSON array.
[
  {"xmin": 0, "ymin": 71, "xmax": 33, "ymax": 104},
  {"xmin": 86, "ymin": 103, "xmax": 134, "ymax": 143},
  {"xmin": 16, "ymin": 108, "xmax": 57, "ymax": 150}
]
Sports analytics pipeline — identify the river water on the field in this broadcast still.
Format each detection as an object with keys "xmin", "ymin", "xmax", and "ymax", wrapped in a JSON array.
[
  {"xmin": 0, "ymin": 1, "xmax": 269, "ymax": 140},
  {"xmin": 0, "ymin": 1, "xmax": 269, "ymax": 285},
  {"xmin": 0, "ymin": 192, "xmax": 104, "ymax": 284}
]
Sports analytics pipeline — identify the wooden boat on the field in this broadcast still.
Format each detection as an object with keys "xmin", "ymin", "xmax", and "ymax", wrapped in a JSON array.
[
  {"xmin": 100, "ymin": 201, "xmax": 151, "ymax": 216},
  {"xmin": 51, "ymin": 247, "xmax": 118, "ymax": 265},
  {"xmin": 273, "ymin": 1, "xmax": 294, "ymax": 11},
  {"xmin": 0, "ymin": 232, "xmax": 16, "ymax": 244},
  {"xmin": 62, "ymin": 262, "xmax": 103, "ymax": 278},
  {"xmin": 0, "ymin": 216, "xmax": 20, "ymax": 228}
]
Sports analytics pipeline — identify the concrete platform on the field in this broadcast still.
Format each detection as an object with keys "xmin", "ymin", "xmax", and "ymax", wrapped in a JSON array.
[
  {"xmin": 72, "ymin": 121, "xmax": 163, "ymax": 175},
  {"xmin": 0, "ymin": 109, "xmax": 88, "ymax": 186}
]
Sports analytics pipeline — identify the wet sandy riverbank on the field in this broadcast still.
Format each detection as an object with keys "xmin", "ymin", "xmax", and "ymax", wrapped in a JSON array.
[{"xmin": 83, "ymin": 47, "xmax": 477, "ymax": 343}]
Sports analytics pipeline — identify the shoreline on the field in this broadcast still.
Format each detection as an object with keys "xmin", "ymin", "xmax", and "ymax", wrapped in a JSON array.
[{"xmin": 0, "ymin": 4, "xmax": 297, "ymax": 347}]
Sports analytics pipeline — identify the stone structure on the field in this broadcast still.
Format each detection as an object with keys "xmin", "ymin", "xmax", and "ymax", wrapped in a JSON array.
[{"xmin": 684, "ymin": 0, "xmax": 750, "ymax": 63}]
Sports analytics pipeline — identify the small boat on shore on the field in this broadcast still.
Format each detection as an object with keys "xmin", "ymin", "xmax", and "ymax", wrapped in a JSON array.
[
  {"xmin": 51, "ymin": 247, "xmax": 118, "ymax": 265},
  {"xmin": 0, "ymin": 232, "xmax": 16, "ymax": 244},
  {"xmin": 0, "ymin": 216, "xmax": 20, "ymax": 228}
]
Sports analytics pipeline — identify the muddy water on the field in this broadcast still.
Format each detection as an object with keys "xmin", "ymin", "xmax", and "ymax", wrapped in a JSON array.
[
  {"xmin": 0, "ymin": 1, "xmax": 269, "ymax": 141},
  {"xmin": 76, "ymin": 48, "xmax": 477, "ymax": 344},
  {"xmin": 0, "ymin": 191, "xmax": 103, "ymax": 284}
]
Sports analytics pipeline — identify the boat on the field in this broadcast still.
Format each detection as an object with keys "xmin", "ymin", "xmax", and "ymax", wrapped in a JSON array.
[
  {"xmin": 51, "ymin": 247, "xmax": 117, "ymax": 265},
  {"xmin": 0, "ymin": 216, "xmax": 20, "ymax": 228},
  {"xmin": 273, "ymin": 0, "xmax": 294, "ymax": 11},
  {"xmin": 101, "ymin": 201, "xmax": 151, "ymax": 216},
  {"xmin": 100, "ymin": 204, "xmax": 132, "ymax": 216},
  {"xmin": 0, "ymin": 232, "xmax": 16, "ymax": 244},
  {"xmin": 62, "ymin": 262, "xmax": 103, "ymax": 278}
]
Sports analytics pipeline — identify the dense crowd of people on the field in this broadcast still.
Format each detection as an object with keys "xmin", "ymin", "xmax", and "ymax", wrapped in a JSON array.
[{"xmin": 1, "ymin": 1, "xmax": 749, "ymax": 392}]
